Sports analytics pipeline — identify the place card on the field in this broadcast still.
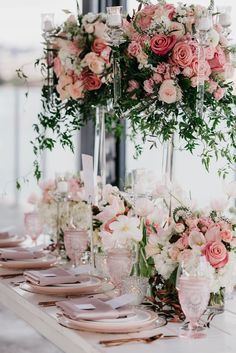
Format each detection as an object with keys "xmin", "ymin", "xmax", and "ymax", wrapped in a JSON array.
[{"xmin": 74, "ymin": 304, "xmax": 96, "ymax": 310}]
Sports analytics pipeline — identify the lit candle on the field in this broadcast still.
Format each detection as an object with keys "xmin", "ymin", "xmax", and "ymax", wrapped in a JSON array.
[
  {"xmin": 57, "ymin": 181, "xmax": 68, "ymax": 193},
  {"xmin": 219, "ymin": 13, "xmax": 231, "ymax": 27},
  {"xmin": 198, "ymin": 17, "xmax": 212, "ymax": 31}
]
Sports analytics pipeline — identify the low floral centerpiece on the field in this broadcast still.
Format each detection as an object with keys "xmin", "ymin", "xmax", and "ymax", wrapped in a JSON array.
[{"xmin": 145, "ymin": 201, "xmax": 236, "ymax": 317}]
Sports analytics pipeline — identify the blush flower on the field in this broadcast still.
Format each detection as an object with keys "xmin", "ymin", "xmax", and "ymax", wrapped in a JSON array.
[
  {"xmin": 144, "ymin": 78, "xmax": 154, "ymax": 94},
  {"xmin": 172, "ymin": 42, "xmax": 194, "ymax": 68},
  {"xmin": 150, "ymin": 34, "xmax": 177, "ymax": 56},
  {"xmin": 158, "ymin": 79, "xmax": 181, "ymax": 104},
  {"xmin": 109, "ymin": 215, "xmax": 142, "ymax": 242},
  {"xmin": 128, "ymin": 41, "xmax": 142, "ymax": 57},
  {"xmin": 203, "ymin": 241, "xmax": 228, "ymax": 268}
]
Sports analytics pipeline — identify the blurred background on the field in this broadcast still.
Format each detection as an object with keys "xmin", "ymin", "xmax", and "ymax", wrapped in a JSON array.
[{"xmin": 0, "ymin": 0, "xmax": 235, "ymax": 212}]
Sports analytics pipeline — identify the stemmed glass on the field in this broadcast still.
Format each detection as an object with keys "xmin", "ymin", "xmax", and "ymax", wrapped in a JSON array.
[
  {"xmin": 24, "ymin": 212, "xmax": 43, "ymax": 245},
  {"xmin": 176, "ymin": 257, "xmax": 210, "ymax": 338},
  {"xmin": 64, "ymin": 229, "xmax": 88, "ymax": 268}
]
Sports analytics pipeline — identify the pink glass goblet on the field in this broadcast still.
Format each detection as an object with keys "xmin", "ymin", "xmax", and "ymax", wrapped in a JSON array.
[
  {"xmin": 106, "ymin": 248, "xmax": 133, "ymax": 290},
  {"xmin": 64, "ymin": 229, "xmax": 88, "ymax": 268},
  {"xmin": 178, "ymin": 276, "xmax": 210, "ymax": 338},
  {"xmin": 24, "ymin": 212, "xmax": 42, "ymax": 245}
]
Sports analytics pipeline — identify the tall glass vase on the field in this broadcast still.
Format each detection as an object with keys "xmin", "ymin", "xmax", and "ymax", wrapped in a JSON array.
[
  {"xmin": 162, "ymin": 134, "xmax": 175, "ymax": 217},
  {"xmin": 94, "ymin": 106, "xmax": 106, "ymax": 203}
]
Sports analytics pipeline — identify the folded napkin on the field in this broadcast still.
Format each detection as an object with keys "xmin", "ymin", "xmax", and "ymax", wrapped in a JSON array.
[
  {"xmin": 24, "ymin": 268, "xmax": 81, "ymax": 286},
  {"xmin": 0, "ymin": 247, "xmax": 43, "ymax": 261},
  {"xmin": 0, "ymin": 232, "xmax": 11, "ymax": 240},
  {"xmin": 57, "ymin": 297, "xmax": 134, "ymax": 321}
]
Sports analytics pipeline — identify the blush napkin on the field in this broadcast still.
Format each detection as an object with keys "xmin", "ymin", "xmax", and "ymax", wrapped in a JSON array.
[
  {"xmin": 0, "ymin": 247, "xmax": 43, "ymax": 260},
  {"xmin": 24, "ymin": 268, "xmax": 81, "ymax": 286},
  {"xmin": 0, "ymin": 232, "xmax": 11, "ymax": 240},
  {"xmin": 56, "ymin": 297, "xmax": 134, "ymax": 321}
]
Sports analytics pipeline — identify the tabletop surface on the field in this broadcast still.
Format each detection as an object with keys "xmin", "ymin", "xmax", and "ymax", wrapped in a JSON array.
[{"xmin": 0, "ymin": 270, "xmax": 236, "ymax": 353}]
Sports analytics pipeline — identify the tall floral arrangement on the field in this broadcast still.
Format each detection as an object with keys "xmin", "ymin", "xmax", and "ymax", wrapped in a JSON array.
[
  {"xmin": 117, "ymin": 1, "xmax": 236, "ymax": 176},
  {"xmin": 33, "ymin": 12, "xmax": 121, "ymax": 180}
]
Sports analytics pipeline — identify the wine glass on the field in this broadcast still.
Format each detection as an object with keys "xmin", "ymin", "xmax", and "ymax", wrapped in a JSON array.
[
  {"xmin": 64, "ymin": 229, "xmax": 88, "ymax": 268},
  {"xmin": 106, "ymin": 247, "xmax": 133, "ymax": 292},
  {"xmin": 24, "ymin": 212, "xmax": 42, "ymax": 245},
  {"xmin": 176, "ymin": 257, "xmax": 210, "ymax": 338}
]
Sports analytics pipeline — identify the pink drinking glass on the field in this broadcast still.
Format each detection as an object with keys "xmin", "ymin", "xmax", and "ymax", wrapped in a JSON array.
[
  {"xmin": 106, "ymin": 248, "xmax": 133, "ymax": 289},
  {"xmin": 64, "ymin": 229, "xmax": 88, "ymax": 267},
  {"xmin": 24, "ymin": 212, "xmax": 42, "ymax": 245},
  {"xmin": 176, "ymin": 257, "xmax": 211, "ymax": 338}
]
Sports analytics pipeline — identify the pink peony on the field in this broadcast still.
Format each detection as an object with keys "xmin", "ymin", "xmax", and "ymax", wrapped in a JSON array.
[
  {"xmin": 203, "ymin": 241, "xmax": 228, "ymax": 268},
  {"xmin": 84, "ymin": 74, "xmax": 102, "ymax": 91},
  {"xmin": 128, "ymin": 41, "xmax": 141, "ymax": 57},
  {"xmin": 92, "ymin": 38, "xmax": 107, "ymax": 55},
  {"xmin": 172, "ymin": 42, "xmax": 194, "ymax": 68},
  {"xmin": 214, "ymin": 87, "xmax": 225, "ymax": 100},
  {"xmin": 144, "ymin": 78, "xmax": 154, "ymax": 94},
  {"xmin": 158, "ymin": 79, "xmax": 181, "ymax": 104},
  {"xmin": 150, "ymin": 34, "xmax": 177, "ymax": 56},
  {"xmin": 208, "ymin": 46, "xmax": 226, "ymax": 72}
]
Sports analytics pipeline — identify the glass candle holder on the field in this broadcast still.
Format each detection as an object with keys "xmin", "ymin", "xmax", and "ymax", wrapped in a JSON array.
[{"xmin": 121, "ymin": 276, "xmax": 149, "ymax": 305}]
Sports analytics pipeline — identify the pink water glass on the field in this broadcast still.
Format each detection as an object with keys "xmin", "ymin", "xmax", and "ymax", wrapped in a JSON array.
[
  {"xmin": 106, "ymin": 248, "xmax": 133, "ymax": 289},
  {"xmin": 24, "ymin": 211, "xmax": 42, "ymax": 245},
  {"xmin": 64, "ymin": 229, "xmax": 88, "ymax": 267},
  {"xmin": 178, "ymin": 276, "xmax": 210, "ymax": 338}
]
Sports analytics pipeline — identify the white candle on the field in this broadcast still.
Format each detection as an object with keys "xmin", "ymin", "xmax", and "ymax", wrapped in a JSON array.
[
  {"xmin": 57, "ymin": 181, "xmax": 68, "ymax": 193},
  {"xmin": 43, "ymin": 19, "xmax": 53, "ymax": 32},
  {"xmin": 198, "ymin": 17, "xmax": 212, "ymax": 31},
  {"xmin": 219, "ymin": 13, "xmax": 231, "ymax": 27},
  {"xmin": 107, "ymin": 13, "xmax": 122, "ymax": 27}
]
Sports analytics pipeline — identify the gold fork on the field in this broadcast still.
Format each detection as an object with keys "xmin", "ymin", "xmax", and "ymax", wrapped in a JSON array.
[{"xmin": 99, "ymin": 333, "xmax": 177, "ymax": 346}]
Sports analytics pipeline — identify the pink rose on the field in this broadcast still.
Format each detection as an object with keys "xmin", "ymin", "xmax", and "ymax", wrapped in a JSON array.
[
  {"xmin": 172, "ymin": 42, "xmax": 194, "ymax": 68},
  {"xmin": 84, "ymin": 74, "xmax": 102, "ymax": 91},
  {"xmin": 128, "ymin": 41, "xmax": 141, "ymax": 57},
  {"xmin": 54, "ymin": 57, "xmax": 63, "ymax": 77},
  {"xmin": 150, "ymin": 34, "xmax": 177, "ymax": 56},
  {"xmin": 203, "ymin": 241, "xmax": 228, "ymax": 268},
  {"xmin": 214, "ymin": 87, "xmax": 225, "ymax": 100},
  {"xmin": 190, "ymin": 76, "xmax": 198, "ymax": 87},
  {"xmin": 204, "ymin": 46, "xmax": 215, "ymax": 60},
  {"xmin": 92, "ymin": 38, "xmax": 107, "ymax": 55},
  {"xmin": 153, "ymin": 73, "xmax": 162, "ymax": 84},
  {"xmin": 135, "ymin": 5, "xmax": 157, "ymax": 31},
  {"xmin": 164, "ymin": 4, "xmax": 176, "ymax": 20},
  {"xmin": 220, "ymin": 229, "xmax": 232, "ymax": 242},
  {"xmin": 68, "ymin": 81, "xmax": 84, "ymax": 99},
  {"xmin": 156, "ymin": 63, "xmax": 167, "ymax": 74},
  {"xmin": 56, "ymin": 74, "xmax": 73, "ymax": 100},
  {"xmin": 67, "ymin": 41, "xmax": 82, "ymax": 55},
  {"xmin": 127, "ymin": 80, "xmax": 139, "ymax": 92},
  {"xmin": 158, "ymin": 79, "xmax": 181, "ymax": 104},
  {"xmin": 208, "ymin": 46, "xmax": 226, "ymax": 72},
  {"xmin": 100, "ymin": 47, "xmax": 111, "ymax": 64},
  {"xmin": 182, "ymin": 66, "xmax": 194, "ymax": 77},
  {"xmin": 191, "ymin": 58, "xmax": 211, "ymax": 78},
  {"xmin": 169, "ymin": 22, "xmax": 185, "ymax": 40},
  {"xmin": 84, "ymin": 53, "xmax": 105, "ymax": 75},
  {"xmin": 207, "ymin": 79, "xmax": 218, "ymax": 93},
  {"xmin": 144, "ymin": 78, "xmax": 154, "ymax": 94}
]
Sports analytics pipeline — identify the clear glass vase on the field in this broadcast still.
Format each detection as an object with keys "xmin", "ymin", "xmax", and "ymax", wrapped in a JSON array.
[{"xmin": 208, "ymin": 287, "xmax": 225, "ymax": 314}]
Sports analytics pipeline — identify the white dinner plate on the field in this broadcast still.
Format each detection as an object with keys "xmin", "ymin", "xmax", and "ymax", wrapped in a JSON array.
[
  {"xmin": 0, "ymin": 254, "xmax": 57, "ymax": 269},
  {"xmin": 0, "ymin": 235, "xmax": 26, "ymax": 248},
  {"xmin": 57, "ymin": 308, "xmax": 163, "ymax": 333},
  {"xmin": 20, "ymin": 276, "xmax": 114, "ymax": 296}
]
